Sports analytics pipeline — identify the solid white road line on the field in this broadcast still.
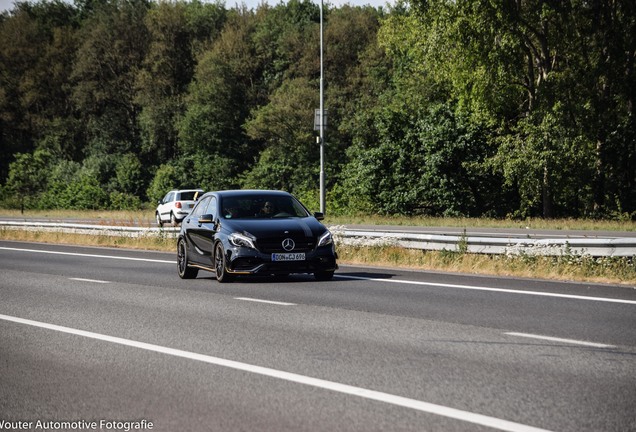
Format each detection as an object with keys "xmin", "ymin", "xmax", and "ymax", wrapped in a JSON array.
[
  {"xmin": 69, "ymin": 278, "xmax": 110, "ymax": 284},
  {"xmin": 337, "ymin": 275, "xmax": 636, "ymax": 305},
  {"xmin": 0, "ymin": 246, "xmax": 174, "ymax": 264},
  {"xmin": 0, "ymin": 313, "xmax": 553, "ymax": 432},
  {"xmin": 235, "ymin": 297, "xmax": 296, "ymax": 306},
  {"xmin": 505, "ymin": 332, "xmax": 616, "ymax": 348}
]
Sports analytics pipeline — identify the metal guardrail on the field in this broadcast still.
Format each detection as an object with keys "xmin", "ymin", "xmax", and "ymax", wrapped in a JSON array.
[
  {"xmin": 1, "ymin": 221, "xmax": 634, "ymax": 258},
  {"xmin": 0, "ymin": 221, "xmax": 179, "ymax": 237},
  {"xmin": 330, "ymin": 228, "xmax": 636, "ymax": 258}
]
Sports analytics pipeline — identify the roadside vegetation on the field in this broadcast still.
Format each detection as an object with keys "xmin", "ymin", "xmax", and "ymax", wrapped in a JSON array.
[{"xmin": 1, "ymin": 1, "xmax": 634, "ymax": 222}]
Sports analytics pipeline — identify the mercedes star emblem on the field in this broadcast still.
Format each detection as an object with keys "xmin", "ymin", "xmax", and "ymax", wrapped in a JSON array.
[{"xmin": 282, "ymin": 238, "xmax": 295, "ymax": 251}]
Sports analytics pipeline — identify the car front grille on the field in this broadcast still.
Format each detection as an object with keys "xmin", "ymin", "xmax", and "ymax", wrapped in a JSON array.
[{"xmin": 257, "ymin": 237, "xmax": 315, "ymax": 253}]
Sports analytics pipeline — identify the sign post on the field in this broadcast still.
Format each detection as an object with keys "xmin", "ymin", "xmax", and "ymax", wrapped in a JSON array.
[{"xmin": 318, "ymin": 0, "xmax": 325, "ymax": 214}]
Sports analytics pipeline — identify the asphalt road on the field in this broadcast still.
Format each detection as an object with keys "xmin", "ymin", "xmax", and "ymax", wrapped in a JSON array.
[{"xmin": 1, "ymin": 240, "xmax": 635, "ymax": 432}]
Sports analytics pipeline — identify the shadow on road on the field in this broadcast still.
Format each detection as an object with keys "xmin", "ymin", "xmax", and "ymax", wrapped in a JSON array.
[{"xmin": 335, "ymin": 271, "xmax": 396, "ymax": 280}]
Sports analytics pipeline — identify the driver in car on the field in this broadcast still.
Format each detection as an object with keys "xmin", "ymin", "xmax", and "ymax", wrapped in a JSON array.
[{"xmin": 258, "ymin": 201, "xmax": 276, "ymax": 217}]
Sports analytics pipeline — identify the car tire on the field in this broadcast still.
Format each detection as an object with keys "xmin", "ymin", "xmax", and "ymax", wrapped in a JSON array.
[
  {"xmin": 177, "ymin": 238, "xmax": 198, "ymax": 279},
  {"xmin": 156, "ymin": 212, "xmax": 163, "ymax": 227},
  {"xmin": 214, "ymin": 242, "xmax": 235, "ymax": 283},
  {"xmin": 170, "ymin": 212, "xmax": 178, "ymax": 226},
  {"xmin": 314, "ymin": 270, "xmax": 334, "ymax": 281}
]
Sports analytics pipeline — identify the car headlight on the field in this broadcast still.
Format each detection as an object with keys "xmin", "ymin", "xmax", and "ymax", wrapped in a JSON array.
[
  {"xmin": 317, "ymin": 230, "xmax": 333, "ymax": 247},
  {"xmin": 229, "ymin": 232, "xmax": 257, "ymax": 249}
]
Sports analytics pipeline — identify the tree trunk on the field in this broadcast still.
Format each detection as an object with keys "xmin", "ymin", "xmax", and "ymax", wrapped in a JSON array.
[
  {"xmin": 593, "ymin": 139, "xmax": 604, "ymax": 213},
  {"xmin": 542, "ymin": 164, "xmax": 554, "ymax": 218}
]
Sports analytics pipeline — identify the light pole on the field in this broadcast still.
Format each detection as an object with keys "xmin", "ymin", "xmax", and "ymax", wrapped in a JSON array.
[{"xmin": 319, "ymin": 0, "xmax": 326, "ymax": 215}]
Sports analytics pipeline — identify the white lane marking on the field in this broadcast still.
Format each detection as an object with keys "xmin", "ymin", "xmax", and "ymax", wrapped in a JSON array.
[
  {"xmin": 337, "ymin": 275, "xmax": 636, "ymax": 305},
  {"xmin": 2, "ymin": 246, "xmax": 634, "ymax": 305},
  {"xmin": 0, "ymin": 313, "xmax": 552, "ymax": 432},
  {"xmin": 235, "ymin": 297, "xmax": 296, "ymax": 306},
  {"xmin": 505, "ymin": 332, "xmax": 615, "ymax": 348},
  {"xmin": 0, "ymin": 246, "xmax": 174, "ymax": 264},
  {"xmin": 69, "ymin": 278, "xmax": 110, "ymax": 284}
]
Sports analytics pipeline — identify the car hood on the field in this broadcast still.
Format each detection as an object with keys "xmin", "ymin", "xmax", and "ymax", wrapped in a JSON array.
[{"xmin": 221, "ymin": 217, "xmax": 327, "ymax": 239}]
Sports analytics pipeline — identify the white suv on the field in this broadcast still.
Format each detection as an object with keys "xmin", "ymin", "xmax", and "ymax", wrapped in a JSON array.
[{"xmin": 155, "ymin": 189, "xmax": 204, "ymax": 227}]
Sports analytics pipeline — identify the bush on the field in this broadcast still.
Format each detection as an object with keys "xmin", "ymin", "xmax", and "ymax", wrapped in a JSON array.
[
  {"xmin": 109, "ymin": 192, "xmax": 142, "ymax": 210},
  {"xmin": 147, "ymin": 164, "xmax": 178, "ymax": 204},
  {"xmin": 39, "ymin": 174, "xmax": 108, "ymax": 210}
]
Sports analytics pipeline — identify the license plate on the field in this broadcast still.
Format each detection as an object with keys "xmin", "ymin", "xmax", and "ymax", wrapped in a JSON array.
[
  {"xmin": 272, "ymin": 253, "xmax": 305, "ymax": 261},
  {"xmin": 188, "ymin": 204, "xmax": 194, "ymax": 209}
]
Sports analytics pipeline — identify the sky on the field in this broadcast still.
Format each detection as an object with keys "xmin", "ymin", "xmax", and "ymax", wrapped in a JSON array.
[{"xmin": 1, "ymin": 0, "xmax": 394, "ymax": 14}]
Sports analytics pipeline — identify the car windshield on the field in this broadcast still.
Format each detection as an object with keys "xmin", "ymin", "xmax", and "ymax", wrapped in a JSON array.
[{"xmin": 221, "ymin": 195, "xmax": 309, "ymax": 219}]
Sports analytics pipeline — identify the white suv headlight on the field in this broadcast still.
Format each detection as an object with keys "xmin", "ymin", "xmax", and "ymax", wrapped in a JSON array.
[
  {"xmin": 229, "ymin": 232, "xmax": 257, "ymax": 249},
  {"xmin": 317, "ymin": 230, "xmax": 333, "ymax": 247}
]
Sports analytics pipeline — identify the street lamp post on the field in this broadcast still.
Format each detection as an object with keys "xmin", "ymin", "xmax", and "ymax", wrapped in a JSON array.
[{"xmin": 319, "ymin": 0, "xmax": 326, "ymax": 215}]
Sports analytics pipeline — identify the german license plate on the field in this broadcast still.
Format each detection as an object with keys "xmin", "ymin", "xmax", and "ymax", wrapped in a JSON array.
[{"xmin": 272, "ymin": 253, "xmax": 305, "ymax": 261}]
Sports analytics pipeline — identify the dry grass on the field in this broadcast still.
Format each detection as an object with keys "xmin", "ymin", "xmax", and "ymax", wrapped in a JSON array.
[
  {"xmin": 336, "ymin": 245, "xmax": 636, "ymax": 286},
  {"xmin": 0, "ymin": 229, "xmax": 175, "ymax": 251},
  {"xmin": 1, "ymin": 229, "xmax": 634, "ymax": 286},
  {"xmin": 2, "ymin": 209, "xmax": 635, "ymax": 231},
  {"xmin": 0, "ymin": 209, "xmax": 156, "ymax": 227},
  {"xmin": 327, "ymin": 214, "xmax": 636, "ymax": 232}
]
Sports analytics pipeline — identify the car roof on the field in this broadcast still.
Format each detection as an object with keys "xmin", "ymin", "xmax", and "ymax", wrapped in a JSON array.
[
  {"xmin": 207, "ymin": 190, "xmax": 291, "ymax": 198},
  {"xmin": 172, "ymin": 189, "xmax": 204, "ymax": 193}
]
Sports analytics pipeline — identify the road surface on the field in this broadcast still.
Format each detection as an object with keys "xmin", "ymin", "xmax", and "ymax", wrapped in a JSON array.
[{"xmin": 1, "ymin": 240, "xmax": 635, "ymax": 431}]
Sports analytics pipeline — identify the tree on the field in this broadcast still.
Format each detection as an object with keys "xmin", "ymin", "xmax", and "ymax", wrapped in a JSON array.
[
  {"xmin": 403, "ymin": 0, "xmax": 635, "ymax": 218},
  {"xmin": 135, "ymin": 0, "xmax": 226, "ymax": 166},
  {"xmin": 71, "ymin": 0, "xmax": 150, "ymax": 157},
  {"xmin": 115, "ymin": 152, "xmax": 144, "ymax": 196},
  {"xmin": 0, "ymin": 0, "xmax": 78, "ymax": 180},
  {"xmin": 4, "ymin": 149, "xmax": 52, "ymax": 212},
  {"xmin": 178, "ymin": 7, "xmax": 259, "ymax": 185},
  {"xmin": 243, "ymin": 77, "xmax": 317, "ymax": 192},
  {"xmin": 343, "ymin": 101, "xmax": 501, "ymax": 216},
  {"xmin": 146, "ymin": 163, "xmax": 178, "ymax": 203}
]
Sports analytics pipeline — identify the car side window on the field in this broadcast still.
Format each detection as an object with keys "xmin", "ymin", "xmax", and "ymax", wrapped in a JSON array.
[
  {"xmin": 191, "ymin": 196, "xmax": 210, "ymax": 217},
  {"xmin": 205, "ymin": 197, "xmax": 218, "ymax": 219},
  {"xmin": 164, "ymin": 192, "xmax": 174, "ymax": 203}
]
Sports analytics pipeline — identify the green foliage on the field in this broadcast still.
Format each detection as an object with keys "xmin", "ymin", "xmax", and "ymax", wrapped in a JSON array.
[
  {"xmin": 175, "ymin": 152, "xmax": 238, "ymax": 191},
  {"xmin": 40, "ymin": 172, "xmax": 109, "ymax": 209},
  {"xmin": 71, "ymin": 0, "xmax": 150, "ymax": 158},
  {"xmin": 146, "ymin": 163, "xmax": 178, "ymax": 204},
  {"xmin": 0, "ymin": 0, "xmax": 634, "ymax": 220},
  {"xmin": 243, "ymin": 77, "xmax": 317, "ymax": 191},
  {"xmin": 3, "ymin": 149, "xmax": 52, "ymax": 210},
  {"xmin": 342, "ymin": 102, "xmax": 502, "ymax": 217},
  {"xmin": 135, "ymin": 0, "xmax": 225, "ymax": 165},
  {"xmin": 177, "ymin": 10, "xmax": 255, "ymax": 176},
  {"xmin": 109, "ymin": 191, "xmax": 142, "ymax": 210},
  {"xmin": 115, "ymin": 153, "xmax": 145, "ymax": 197}
]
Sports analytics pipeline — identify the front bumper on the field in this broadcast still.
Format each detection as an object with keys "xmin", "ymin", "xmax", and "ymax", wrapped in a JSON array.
[{"xmin": 225, "ymin": 245, "xmax": 338, "ymax": 275}]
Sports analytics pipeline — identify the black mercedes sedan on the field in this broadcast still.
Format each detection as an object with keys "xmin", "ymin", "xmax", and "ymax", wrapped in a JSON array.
[{"xmin": 176, "ymin": 190, "xmax": 338, "ymax": 282}]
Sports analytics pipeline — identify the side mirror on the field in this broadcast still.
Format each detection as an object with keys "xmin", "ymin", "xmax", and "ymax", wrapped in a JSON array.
[
  {"xmin": 313, "ymin": 212, "xmax": 324, "ymax": 221},
  {"xmin": 198, "ymin": 214, "xmax": 214, "ymax": 224}
]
